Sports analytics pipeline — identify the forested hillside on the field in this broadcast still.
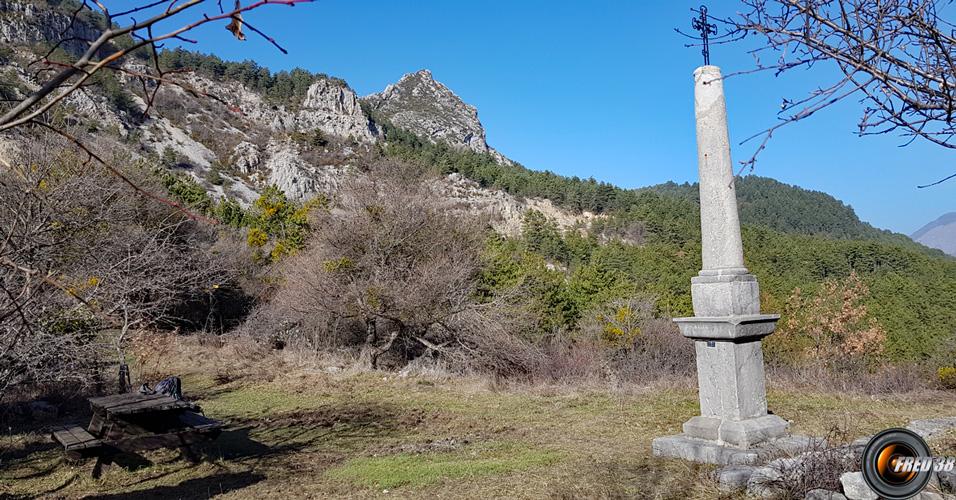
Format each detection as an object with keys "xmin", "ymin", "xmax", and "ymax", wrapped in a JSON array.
[
  {"xmin": 376, "ymin": 118, "xmax": 956, "ymax": 362},
  {"xmin": 648, "ymin": 177, "xmax": 913, "ymax": 243},
  {"xmin": 1, "ymin": 3, "xmax": 954, "ymax": 405},
  {"xmin": 377, "ymin": 118, "xmax": 920, "ymax": 246}
]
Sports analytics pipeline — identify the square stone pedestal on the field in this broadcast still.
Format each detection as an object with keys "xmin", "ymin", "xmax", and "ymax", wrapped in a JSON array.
[
  {"xmin": 652, "ymin": 314, "xmax": 790, "ymax": 464},
  {"xmin": 652, "ymin": 433, "xmax": 812, "ymax": 465}
]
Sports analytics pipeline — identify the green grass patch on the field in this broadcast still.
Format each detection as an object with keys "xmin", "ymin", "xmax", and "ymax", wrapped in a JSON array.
[
  {"xmin": 199, "ymin": 385, "xmax": 327, "ymax": 418},
  {"xmin": 326, "ymin": 442, "xmax": 562, "ymax": 489}
]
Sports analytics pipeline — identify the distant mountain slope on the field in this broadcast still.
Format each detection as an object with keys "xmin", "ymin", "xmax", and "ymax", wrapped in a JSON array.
[
  {"xmin": 912, "ymin": 212, "xmax": 956, "ymax": 256},
  {"xmin": 0, "ymin": 0, "xmax": 920, "ymax": 246},
  {"xmin": 647, "ymin": 177, "xmax": 910, "ymax": 243}
]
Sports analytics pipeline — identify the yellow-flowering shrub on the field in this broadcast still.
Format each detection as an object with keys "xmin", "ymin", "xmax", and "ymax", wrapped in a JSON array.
[{"xmin": 938, "ymin": 366, "xmax": 956, "ymax": 389}]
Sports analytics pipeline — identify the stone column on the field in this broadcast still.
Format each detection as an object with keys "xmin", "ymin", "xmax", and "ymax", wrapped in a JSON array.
[
  {"xmin": 652, "ymin": 66, "xmax": 789, "ymax": 463},
  {"xmin": 694, "ymin": 65, "xmax": 746, "ymax": 276}
]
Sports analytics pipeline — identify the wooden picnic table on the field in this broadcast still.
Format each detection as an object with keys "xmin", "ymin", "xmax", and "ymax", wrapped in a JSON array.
[{"xmin": 51, "ymin": 392, "xmax": 223, "ymax": 476}]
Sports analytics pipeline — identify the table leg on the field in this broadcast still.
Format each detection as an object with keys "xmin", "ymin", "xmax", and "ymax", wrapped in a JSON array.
[
  {"xmin": 179, "ymin": 444, "xmax": 200, "ymax": 464},
  {"xmin": 88, "ymin": 413, "xmax": 105, "ymax": 437}
]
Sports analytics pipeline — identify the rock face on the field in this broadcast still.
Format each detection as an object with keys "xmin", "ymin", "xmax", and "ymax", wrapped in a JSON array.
[
  {"xmin": 363, "ymin": 69, "xmax": 510, "ymax": 163},
  {"xmin": 0, "ymin": 0, "xmax": 101, "ymax": 55},
  {"xmin": 0, "ymin": 3, "xmax": 596, "ymax": 230},
  {"xmin": 434, "ymin": 173, "xmax": 596, "ymax": 236},
  {"xmin": 295, "ymin": 79, "xmax": 378, "ymax": 143},
  {"xmin": 912, "ymin": 212, "xmax": 956, "ymax": 256},
  {"xmin": 186, "ymin": 73, "xmax": 377, "ymax": 143},
  {"xmin": 260, "ymin": 141, "xmax": 316, "ymax": 200},
  {"xmin": 232, "ymin": 142, "xmax": 262, "ymax": 175},
  {"xmin": 840, "ymin": 472, "xmax": 877, "ymax": 500}
]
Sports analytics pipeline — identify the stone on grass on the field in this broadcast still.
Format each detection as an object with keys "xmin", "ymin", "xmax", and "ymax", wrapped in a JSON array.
[
  {"xmin": 840, "ymin": 472, "xmax": 877, "ymax": 500},
  {"xmin": 716, "ymin": 465, "xmax": 755, "ymax": 492},
  {"xmin": 654, "ymin": 64, "xmax": 789, "ymax": 463},
  {"xmin": 746, "ymin": 465, "xmax": 784, "ymax": 498},
  {"xmin": 907, "ymin": 417, "xmax": 956, "ymax": 440},
  {"xmin": 805, "ymin": 489, "xmax": 847, "ymax": 500}
]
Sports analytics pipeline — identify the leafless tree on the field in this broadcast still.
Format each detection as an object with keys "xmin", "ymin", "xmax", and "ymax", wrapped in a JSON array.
[
  {"xmin": 255, "ymin": 163, "xmax": 535, "ymax": 369},
  {"xmin": 718, "ymin": 0, "xmax": 956, "ymax": 186},
  {"xmin": 0, "ymin": 2, "xmax": 307, "ymax": 396},
  {"xmin": 0, "ymin": 135, "xmax": 225, "ymax": 401}
]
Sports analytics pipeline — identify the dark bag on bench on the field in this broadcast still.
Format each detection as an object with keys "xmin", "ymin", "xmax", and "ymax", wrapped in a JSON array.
[{"xmin": 139, "ymin": 376, "xmax": 183, "ymax": 400}]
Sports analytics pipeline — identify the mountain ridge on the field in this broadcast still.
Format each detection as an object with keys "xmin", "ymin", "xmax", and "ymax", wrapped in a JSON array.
[
  {"xmin": 912, "ymin": 212, "xmax": 956, "ymax": 256},
  {"xmin": 0, "ymin": 0, "xmax": 927, "ymax": 247}
]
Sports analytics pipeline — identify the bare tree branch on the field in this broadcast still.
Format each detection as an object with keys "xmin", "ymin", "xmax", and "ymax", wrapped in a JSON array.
[{"xmin": 722, "ymin": 0, "xmax": 956, "ymax": 184}]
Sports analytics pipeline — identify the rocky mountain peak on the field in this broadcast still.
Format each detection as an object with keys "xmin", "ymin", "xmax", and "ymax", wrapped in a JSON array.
[{"xmin": 363, "ymin": 69, "xmax": 510, "ymax": 164}]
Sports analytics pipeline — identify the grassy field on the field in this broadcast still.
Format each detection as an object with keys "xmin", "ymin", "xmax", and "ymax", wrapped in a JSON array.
[{"xmin": 3, "ymin": 337, "xmax": 956, "ymax": 499}]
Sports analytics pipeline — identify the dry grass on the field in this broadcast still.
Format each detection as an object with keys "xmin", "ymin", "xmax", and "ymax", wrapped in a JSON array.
[{"xmin": 2, "ymin": 334, "xmax": 955, "ymax": 499}]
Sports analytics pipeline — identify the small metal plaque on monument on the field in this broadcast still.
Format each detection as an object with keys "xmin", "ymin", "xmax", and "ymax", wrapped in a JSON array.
[{"xmin": 651, "ymin": 5, "xmax": 808, "ymax": 465}]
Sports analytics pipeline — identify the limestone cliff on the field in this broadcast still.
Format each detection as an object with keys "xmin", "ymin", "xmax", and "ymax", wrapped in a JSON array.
[
  {"xmin": 362, "ymin": 69, "xmax": 511, "ymax": 164},
  {"xmin": 0, "ymin": 0, "xmax": 590, "ymax": 233}
]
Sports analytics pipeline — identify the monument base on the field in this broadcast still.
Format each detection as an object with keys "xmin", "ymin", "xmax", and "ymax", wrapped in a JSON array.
[
  {"xmin": 652, "ymin": 433, "xmax": 813, "ymax": 465},
  {"xmin": 683, "ymin": 414, "xmax": 789, "ymax": 448}
]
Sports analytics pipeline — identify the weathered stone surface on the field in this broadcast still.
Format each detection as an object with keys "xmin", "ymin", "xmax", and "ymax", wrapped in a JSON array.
[
  {"xmin": 719, "ymin": 415, "xmax": 790, "ymax": 448},
  {"xmin": 805, "ymin": 489, "xmax": 848, "ymax": 500},
  {"xmin": 746, "ymin": 460, "xmax": 790, "ymax": 498},
  {"xmin": 690, "ymin": 273, "xmax": 761, "ymax": 316},
  {"xmin": 692, "ymin": 65, "xmax": 746, "ymax": 273},
  {"xmin": 232, "ymin": 141, "xmax": 262, "ymax": 174},
  {"xmin": 653, "ymin": 434, "xmax": 760, "ymax": 465},
  {"xmin": 0, "ymin": 1, "xmax": 101, "ymax": 56},
  {"xmin": 840, "ymin": 472, "xmax": 878, "ymax": 500},
  {"xmin": 939, "ymin": 470, "xmax": 956, "ymax": 493},
  {"xmin": 297, "ymin": 79, "xmax": 378, "ymax": 143},
  {"xmin": 652, "ymin": 433, "xmax": 812, "ymax": 465},
  {"xmin": 675, "ymin": 315, "xmax": 779, "ymax": 341},
  {"xmin": 662, "ymin": 65, "xmax": 785, "ymax": 460},
  {"xmin": 261, "ymin": 141, "xmax": 316, "ymax": 200},
  {"xmin": 917, "ymin": 491, "xmax": 945, "ymax": 500},
  {"xmin": 907, "ymin": 417, "xmax": 956, "ymax": 440},
  {"xmin": 717, "ymin": 464, "xmax": 756, "ymax": 491}
]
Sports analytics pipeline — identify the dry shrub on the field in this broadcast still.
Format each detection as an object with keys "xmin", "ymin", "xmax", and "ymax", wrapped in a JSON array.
[
  {"xmin": 575, "ymin": 298, "xmax": 695, "ymax": 385},
  {"xmin": 0, "ymin": 133, "xmax": 231, "ymax": 401},
  {"xmin": 130, "ymin": 330, "xmax": 285, "ymax": 386},
  {"xmin": 523, "ymin": 298, "xmax": 695, "ymax": 385},
  {"xmin": 756, "ymin": 271, "xmax": 933, "ymax": 394},
  {"xmin": 529, "ymin": 335, "xmax": 604, "ymax": 383},
  {"xmin": 609, "ymin": 318, "xmax": 696, "ymax": 384},
  {"xmin": 244, "ymin": 161, "xmax": 519, "ymax": 372},
  {"xmin": 752, "ymin": 426, "xmax": 857, "ymax": 499},
  {"xmin": 768, "ymin": 360, "xmax": 932, "ymax": 394},
  {"xmin": 768, "ymin": 271, "xmax": 886, "ymax": 367}
]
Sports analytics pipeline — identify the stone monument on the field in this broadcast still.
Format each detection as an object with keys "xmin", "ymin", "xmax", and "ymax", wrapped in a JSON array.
[{"xmin": 651, "ymin": 51, "xmax": 800, "ymax": 464}]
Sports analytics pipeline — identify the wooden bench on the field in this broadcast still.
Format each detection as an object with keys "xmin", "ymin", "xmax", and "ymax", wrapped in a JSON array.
[
  {"xmin": 51, "ymin": 393, "xmax": 224, "ymax": 476},
  {"xmin": 51, "ymin": 425, "xmax": 102, "ymax": 459}
]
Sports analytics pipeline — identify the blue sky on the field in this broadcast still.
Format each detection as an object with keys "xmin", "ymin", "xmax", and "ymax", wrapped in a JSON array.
[{"xmin": 168, "ymin": 0, "xmax": 953, "ymax": 234}]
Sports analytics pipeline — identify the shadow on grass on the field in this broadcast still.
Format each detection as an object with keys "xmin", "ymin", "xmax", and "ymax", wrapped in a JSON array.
[
  {"xmin": 7, "ymin": 396, "xmax": 407, "ymax": 498},
  {"xmin": 0, "ymin": 439, "xmax": 57, "ymax": 463},
  {"xmin": 85, "ymin": 471, "xmax": 266, "ymax": 499},
  {"xmin": 198, "ymin": 401, "xmax": 404, "ymax": 462}
]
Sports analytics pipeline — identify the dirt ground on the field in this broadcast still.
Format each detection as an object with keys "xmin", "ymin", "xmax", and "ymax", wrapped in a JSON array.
[{"xmin": 3, "ymin": 336, "xmax": 956, "ymax": 499}]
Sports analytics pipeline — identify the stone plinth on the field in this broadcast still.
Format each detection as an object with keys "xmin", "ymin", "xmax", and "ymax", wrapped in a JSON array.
[{"xmin": 652, "ymin": 65, "xmax": 790, "ymax": 464}]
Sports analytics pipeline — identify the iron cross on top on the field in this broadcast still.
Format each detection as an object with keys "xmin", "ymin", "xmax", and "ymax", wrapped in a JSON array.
[{"xmin": 692, "ymin": 5, "xmax": 718, "ymax": 65}]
